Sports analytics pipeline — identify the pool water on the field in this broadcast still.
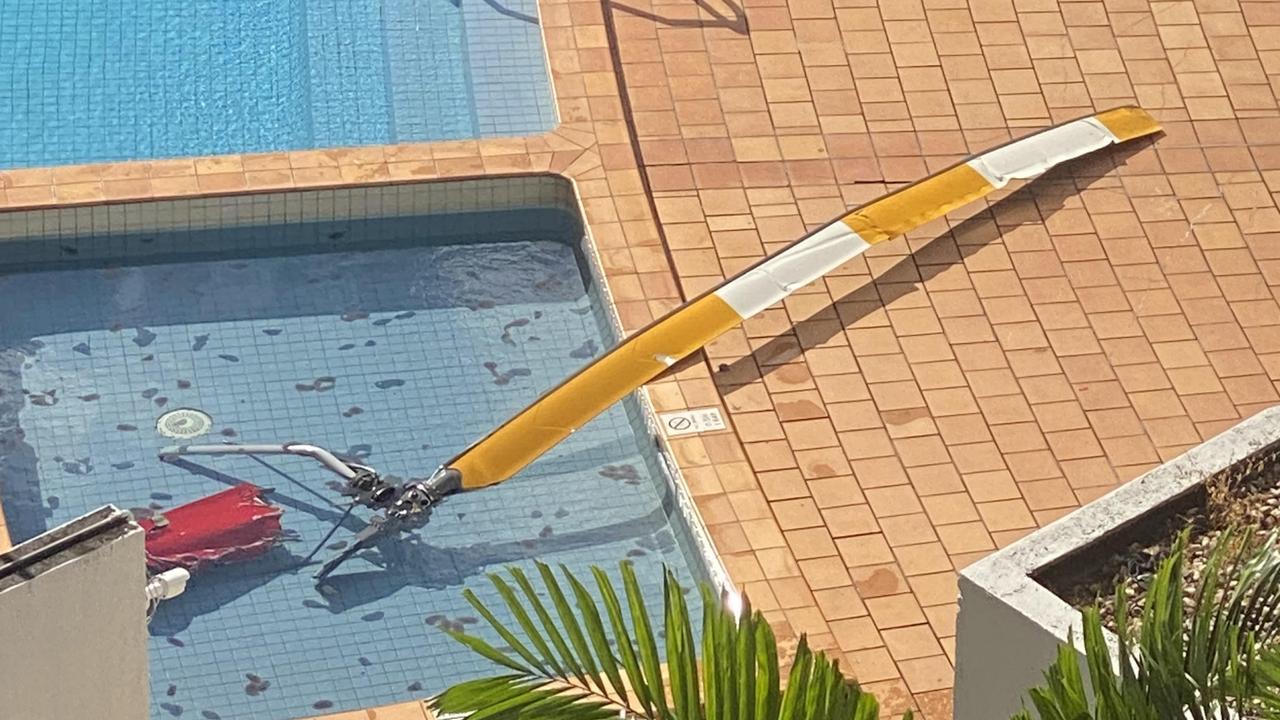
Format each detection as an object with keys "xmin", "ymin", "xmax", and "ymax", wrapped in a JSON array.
[
  {"xmin": 0, "ymin": 208, "xmax": 707, "ymax": 719},
  {"xmin": 0, "ymin": 0, "xmax": 555, "ymax": 168}
]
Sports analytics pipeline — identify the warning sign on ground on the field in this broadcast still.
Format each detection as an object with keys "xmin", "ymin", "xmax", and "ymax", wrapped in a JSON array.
[{"xmin": 658, "ymin": 406, "xmax": 727, "ymax": 437}]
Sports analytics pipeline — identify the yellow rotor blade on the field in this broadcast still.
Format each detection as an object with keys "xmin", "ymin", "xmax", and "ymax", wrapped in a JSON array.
[{"xmin": 446, "ymin": 106, "xmax": 1161, "ymax": 490}]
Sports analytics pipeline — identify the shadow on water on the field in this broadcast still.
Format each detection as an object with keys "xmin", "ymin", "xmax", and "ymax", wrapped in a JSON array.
[
  {"xmin": 0, "ymin": 346, "xmax": 47, "ymax": 541},
  {"xmin": 478, "ymin": 0, "xmax": 539, "ymax": 25}
]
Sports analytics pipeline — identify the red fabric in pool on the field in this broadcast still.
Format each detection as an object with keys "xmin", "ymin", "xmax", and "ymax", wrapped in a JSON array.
[{"xmin": 140, "ymin": 483, "xmax": 284, "ymax": 572}]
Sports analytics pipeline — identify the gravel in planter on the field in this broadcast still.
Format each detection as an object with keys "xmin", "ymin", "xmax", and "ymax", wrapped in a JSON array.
[{"xmin": 1060, "ymin": 457, "xmax": 1280, "ymax": 633}]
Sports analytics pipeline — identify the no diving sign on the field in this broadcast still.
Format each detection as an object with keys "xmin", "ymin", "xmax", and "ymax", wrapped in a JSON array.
[{"xmin": 658, "ymin": 406, "xmax": 727, "ymax": 437}]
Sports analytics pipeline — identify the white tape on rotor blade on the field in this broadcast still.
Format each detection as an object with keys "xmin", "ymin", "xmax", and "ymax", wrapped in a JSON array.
[
  {"xmin": 967, "ymin": 117, "xmax": 1118, "ymax": 189},
  {"xmin": 714, "ymin": 221, "xmax": 871, "ymax": 318}
]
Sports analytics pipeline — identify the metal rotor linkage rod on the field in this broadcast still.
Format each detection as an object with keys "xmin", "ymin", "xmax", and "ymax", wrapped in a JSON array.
[{"xmin": 159, "ymin": 443, "xmax": 362, "ymax": 480}]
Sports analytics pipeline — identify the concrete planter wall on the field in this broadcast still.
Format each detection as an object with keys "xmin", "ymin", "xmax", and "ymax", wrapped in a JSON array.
[{"xmin": 953, "ymin": 406, "xmax": 1280, "ymax": 720}]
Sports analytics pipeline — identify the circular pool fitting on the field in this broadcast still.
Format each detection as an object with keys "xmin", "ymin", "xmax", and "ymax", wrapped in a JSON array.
[{"xmin": 156, "ymin": 408, "xmax": 213, "ymax": 439}]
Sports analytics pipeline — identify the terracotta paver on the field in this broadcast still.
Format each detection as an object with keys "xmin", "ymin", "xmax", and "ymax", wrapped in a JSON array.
[
  {"xmin": 605, "ymin": 0, "xmax": 1280, "ymax": 715},
  {"xmin": 1, "ymin": 0, "xmax": 1279, "ymax": 717}
]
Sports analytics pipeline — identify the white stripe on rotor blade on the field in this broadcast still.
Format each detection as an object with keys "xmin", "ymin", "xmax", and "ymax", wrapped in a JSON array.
[
  {"xmin": 967, "ymin": 117, "xmax": 1119, "ymax": 189},
  {"xmin": 714, "ymin": 221, "xmax": 871, "ymax": 319}
]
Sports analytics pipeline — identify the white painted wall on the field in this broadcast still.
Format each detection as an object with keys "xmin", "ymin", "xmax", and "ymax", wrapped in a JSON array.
[
  {"xmin": 0, "ymin": 513, "xmax": 149, "ymax": 720},
  {"xmin": 954, "ymin": 574, "xmax": 1075, "ymax": 719},
  {"xmin": 953, "ymin": 406, "xmax": 1280, "ymax": 720}
]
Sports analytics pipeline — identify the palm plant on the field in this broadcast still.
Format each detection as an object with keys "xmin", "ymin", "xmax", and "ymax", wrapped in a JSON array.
[
  {"xmin": 432, "ymin": 561, "xmax": 907, "ymax": 720},
  {"xmin": 1016, "ymin": 530, "xmax": 1280, "ymax": 720}
]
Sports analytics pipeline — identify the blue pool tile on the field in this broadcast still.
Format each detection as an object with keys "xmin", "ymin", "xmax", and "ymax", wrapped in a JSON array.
[
  {"xmin": 0, "ymin": 0, "xmax": 554, "ymax": 168},
  {"xmin": 0, "ymin": 210, "xmax": 706, "ymax": 719}
]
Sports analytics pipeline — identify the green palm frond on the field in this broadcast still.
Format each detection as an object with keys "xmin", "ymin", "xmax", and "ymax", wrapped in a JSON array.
[
  {"xmin": 1018, "ymin": 529, "xmax": 1280, "ymax": 720},
  {"xmin": 432, "ymin": 561, "xmax": 908, "ymax": 720}
]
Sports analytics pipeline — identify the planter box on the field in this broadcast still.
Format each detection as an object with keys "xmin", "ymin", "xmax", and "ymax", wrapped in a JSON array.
[{"xmin": 953, "ymin": 406, "xmax": 1280, "ymax": 720}]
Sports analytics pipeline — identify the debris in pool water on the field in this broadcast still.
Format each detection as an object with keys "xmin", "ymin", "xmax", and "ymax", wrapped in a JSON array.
[
  {"xmin": 570, "ymin": 340, "xmax": 599, "ymax": 359},
  {"xmin": 326, "ymin": 541, "xmax": 347, "ymax": 551},
  {"xmin": 220, "ymin": 428, "xmax": 238, "ymax": 438},
  {"xmin": 314, "ymin": 377, "xmax": 336, "ymax": 392},
  {"xmin": 342, "ymin": 406, "xmax": 363, "ymax": 418},
  {"xmin": 312, "ymin": 700, "xmax": 334, "ymax": 710},
  {"xmin": 60, "ymin": 458, "xmax": 93, "ymax": 475},
  {"xmin": 456, "ymin": 513, "xmax": 466, "ymax": 520},
  {"xmin": 72, "ymin": 342, "xmax": 91, "ymax": 356},
  {"xmin": 372, "ymin": 318, "xmax": 393, "ymax": 327},
  {"xmin": 262, "ymin": 328, "xmax": 283, "ymax": 336},
  {"xmin": 27, "ymin": 391, "xmax": 58, "ymax": 407},
  {"xmin": 327, "ymin": 230, "xmax": 346, "ymax": 240},
  {"xmin": 357, "ymin": 656, "xmax": 373, "ymax": 667},
  {"xmin": 482, "ymin": 362, "xmax": 532, "ymax": 386},
  {"xmin": 243, "ymin": 674, "xmax": 270, "ymax": 696},
  {"xmin": 534, "ymin": 311, "xmax": 543, "ymax": 319},
  {"xmin": 554, "ymin": 508, "xmax": 569, "ymax": 518},
  {"xmin": 155, "ymin": 397, "xmax": 168, "ymax": 407},
  {"xmin": 338, "ymin": 343, "xmax": 355, "ymax": 351},
  {"xmin": 500, "ymin": 318, "xmax": 531, "ymax": 345},
  {"xmin": 46, "ymin": 496, "xmax": 59, "ymax": 509},
  {"xmin": 142, "ymin": 388, "xmax": 159, "ymax": 399},
  {"xmin": 217, "ymin": 354, "xmax": 240, "ymax": 363},
  {"xmin": 112, "ymin": 462, "xmax": 135, "ymax": 470},
  {"xmin": 166, "ymin": 636, "xmax": 185, "ymax": 647},
  {"xmin": 167, "ymin": 684, "xmax": 178, "ymax": 697},
  {"xmin": 627, "ymin": 549, "xmax": 648, "ymax": 558},
  {"xmin": 159, "ymin": 702, "xmax": 182, "ymax": 716},
  {"xmin": 407, "ymin": 681, "xmax": 423, "ymax": 692},
  {"xmin": 295, "ymin": 383, "xmax": 315, "ymax": 393},
  {"xmin": 78, "ymin": 393, "xmax": 100, "ymax": 402},
  {"xmin": 364, "ymin": 340, "xmax": 377, "ymax": 347},
  {"xmin": 374, "ymin": 379, "xmax": 405, "ymax": 389},
  {"xmin": 150, "ymin": 492, "xmax": 173, "ymax": 501},
  {"xmin": 361, "ymin": 611, "xmax": 385, "ymax": 622},
  {"xmin": 530, "ymin": 510, "xmax": 542, "ymax": 518},
  {"xmin": 200, "ymin": 712, "xmax": 220, "ymax": 720},
  {"xmin": 191, "ymin": 335, "xmax": 209, "ymax": 352},
  {"xmin": 395, "ymin": 311, "xmax": 416, "ymax": 320},
  {"xmin": 142, "ymin": 354, "xmax": 155, "ymax": 362},
  {"xmin": 341, "ymin": 310, "xmax": 369, "ymax": 322},
  {"xmin": 177, "ymin": 380, "xmax": 192, "ymax": 389},
  {"xmin": 117, "ymin": 424, "xmax": 137, "ymax": 432},
  {"xmin": 598, "ymin": 464, "xmax": 640, "ymax": 481},
  {"xmin": 133, "ymin": 328, "xmax": 157, "ymax": 347},
  {"xmin": 303, "ymin": 599, "xmax": 326, "ymax": 610},
  {"xmin": 424, "ymin": 615, "xmax": 444, "ymax": 626},
  {"xmin": 539, "ymin": 525, "xmax": 554, "ymax": 538}
]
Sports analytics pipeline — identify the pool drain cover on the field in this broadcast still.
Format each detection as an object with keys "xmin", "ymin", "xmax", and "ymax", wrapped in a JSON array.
[{"xmin": 157, "ymin": 408, "xmax": 213, "ymax": 440}]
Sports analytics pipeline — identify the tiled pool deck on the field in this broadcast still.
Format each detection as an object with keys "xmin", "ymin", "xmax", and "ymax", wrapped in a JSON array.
[{"xmin": 3, "ymin": 0, "xmax": 1280, "ymax": 718}]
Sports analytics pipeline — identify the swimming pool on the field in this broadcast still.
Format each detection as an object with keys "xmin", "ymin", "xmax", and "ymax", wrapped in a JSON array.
[
  {"xmin": 0, "ymin": 179, "xmax": 713, "ymax": 718},
  {"xmin": 0, "ymin": 0, "xmax": 555, "ymax": 169}
]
